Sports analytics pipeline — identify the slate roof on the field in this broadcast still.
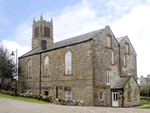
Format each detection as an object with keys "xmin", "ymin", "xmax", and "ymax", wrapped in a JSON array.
[
  {"xmin": 19, "ymin": 28, "xmax": 104, "ymax": 59},
  {"xmin": 111, "ymin": 76, "xmax": 131, "ymax": 89},
  {"xmin": 116, "ymin": 36, "xmax": 126, "ymax": 42}
]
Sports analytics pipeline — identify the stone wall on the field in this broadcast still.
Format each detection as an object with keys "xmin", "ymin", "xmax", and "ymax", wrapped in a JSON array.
[
  {"xmin": 32, "ymin": 18, "xmax": 53, "ymax": 49},
  {"xmin": 123, "ymin": 77, "xmax": 140, "ymax": 107},
  {"xmin": 93, "ymin": 26, "xmax": 120, "ymax": 106},
  {"xmin": 18, "ymin": 40, "xmax": 94, "ymax": 106},
  {"xmin": 119, "ymin": 37, "xmax": 137, "ymax": 81}
]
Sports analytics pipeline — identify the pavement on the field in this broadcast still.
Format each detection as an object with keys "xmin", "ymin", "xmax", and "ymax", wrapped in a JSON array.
[{"xmin": 0, "ymin": 97, "xmax": 150, "ymax": 113}]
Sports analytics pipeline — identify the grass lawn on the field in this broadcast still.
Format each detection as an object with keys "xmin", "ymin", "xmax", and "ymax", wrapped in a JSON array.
[
  {"xmin": 140, "ymin": 99, "xmax": 150, "ymax": 109},
  {"xmin": 140, "ymin": 99, "xmax": 150, "ymax": 105},
  {"xmin": 0, "ymin": 93, "xmax": 51, "ymax": 104}
]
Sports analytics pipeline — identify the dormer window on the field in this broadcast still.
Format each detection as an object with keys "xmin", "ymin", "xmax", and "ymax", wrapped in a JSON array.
[
  {"xmin": 106, "ymin": 35, "xmax": 112, "ymax": 48},
  {"xmin": 126, "ymin": 43, "xmax": 129, "ymax": 54}
]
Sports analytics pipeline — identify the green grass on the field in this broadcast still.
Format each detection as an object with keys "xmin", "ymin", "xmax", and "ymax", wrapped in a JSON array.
[
  {"xmin": 140, "ymin": 99, "xmax": 150, "ymax": 105},
  {"xmin": 140, "ymin": 99, "xmax": 150, "ymax": 109},
  {"xmin": 0, "ymin": 93, "xmax": 51, "ymax": 104},
  {"xmin": 142, "ymin": 106, "xmax": 150, "ymax": 109}
]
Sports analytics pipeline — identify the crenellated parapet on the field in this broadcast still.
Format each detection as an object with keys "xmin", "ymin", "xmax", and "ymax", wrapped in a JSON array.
[{"xmin": 32, "ymin": 14, "xmax": 53, "ymax": 49}]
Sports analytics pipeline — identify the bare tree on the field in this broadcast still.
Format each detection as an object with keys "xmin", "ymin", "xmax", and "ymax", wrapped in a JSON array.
[{"xmin": 0, "ymin": 45, "xmax": 16, "ymax": 90}]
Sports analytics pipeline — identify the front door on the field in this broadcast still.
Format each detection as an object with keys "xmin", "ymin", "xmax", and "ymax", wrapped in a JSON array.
[{"xmin": 112, "ymin": 91, "xmax": 118, "ymax": 107}]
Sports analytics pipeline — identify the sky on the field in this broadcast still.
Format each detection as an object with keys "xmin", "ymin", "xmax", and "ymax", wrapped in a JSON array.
[{"xmin": 0, "ymin": 0, "xmax": 150, "ymax": 78}]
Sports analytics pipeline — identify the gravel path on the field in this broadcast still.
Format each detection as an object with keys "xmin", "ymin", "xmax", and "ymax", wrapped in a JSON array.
[{"xmin": 0, "ymin": 97, "xmax": 150, "ymax": 113}]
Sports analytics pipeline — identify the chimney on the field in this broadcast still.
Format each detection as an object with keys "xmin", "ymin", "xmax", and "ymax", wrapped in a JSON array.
[{"xmin": 41, "ymin": 40, "xmax": 47, "ymax": 50}]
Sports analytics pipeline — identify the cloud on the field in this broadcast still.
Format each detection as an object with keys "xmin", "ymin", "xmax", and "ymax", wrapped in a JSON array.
[
  {"xmin": 1, "ymin": 0, "xmax": 150, "ymax": 78},
  {"xmin": 2, "ymin": 40, "xmax": 30, "ymax": 57}
]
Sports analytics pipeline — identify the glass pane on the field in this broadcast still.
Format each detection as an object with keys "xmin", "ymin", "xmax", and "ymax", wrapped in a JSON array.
[
  {"xmin": 65, "ymin": 51, "xmax": 72, "ymax": 74},
  {"xmin": 113, "ymin": 93, "xmax": 115, "ymax": 101},
  {"xmin": 116, "ymin": 93, "xmax": 118, "ymax": 101}
]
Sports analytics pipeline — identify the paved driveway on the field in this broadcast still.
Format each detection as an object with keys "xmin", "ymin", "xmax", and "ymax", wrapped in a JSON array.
[{"xmin": 0, "ymin": 97, "xmax": 150, "ymax": 113}]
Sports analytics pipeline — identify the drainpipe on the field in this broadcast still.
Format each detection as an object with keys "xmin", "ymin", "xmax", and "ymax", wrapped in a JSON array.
[
  {"xmin": 39, "ymin": 53, "xmax": 41, "ymax": 94},
  {"xmin": 118, "ymin": 44, "xmax": 121, "ymax": 77}
]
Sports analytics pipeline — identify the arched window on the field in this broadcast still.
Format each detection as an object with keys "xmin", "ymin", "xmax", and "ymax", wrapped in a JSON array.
[
  {"xmin": 44, "ymin": 56, "xmax": 49, "ymax": 76},
  {"xmin": 65, "ymin": 51, "xmax": 72, "ymax": 74},
  {"xmin": 28, "ymin": 60, "xmax": 31, "ymax": 77}
]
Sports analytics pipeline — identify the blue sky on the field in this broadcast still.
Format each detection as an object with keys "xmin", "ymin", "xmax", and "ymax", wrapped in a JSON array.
[{"xmin": 0, "ymin": 0, "xmax": 150, "ymax": 78}]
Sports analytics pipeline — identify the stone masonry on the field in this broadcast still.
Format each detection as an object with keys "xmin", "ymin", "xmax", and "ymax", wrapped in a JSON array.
[{"xmin": 18, "ymin": 15, "xmax": 140, "ymax": 107}]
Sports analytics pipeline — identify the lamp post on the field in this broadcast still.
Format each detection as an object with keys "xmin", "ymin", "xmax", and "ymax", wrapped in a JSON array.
[{"xmin": 10, "ymin": 49, "xmax": 18, "ymax": 96}]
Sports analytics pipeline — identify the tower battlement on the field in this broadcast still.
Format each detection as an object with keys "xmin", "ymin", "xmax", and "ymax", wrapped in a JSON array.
[{"xmin": 32, "ymin": 14, "xmax": 53, "ymax": 49}]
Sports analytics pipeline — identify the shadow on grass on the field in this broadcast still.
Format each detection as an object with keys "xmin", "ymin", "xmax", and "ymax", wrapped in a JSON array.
[{"xmin": 0, "ymin": 93, "xmax": 52, "ymax": 104}]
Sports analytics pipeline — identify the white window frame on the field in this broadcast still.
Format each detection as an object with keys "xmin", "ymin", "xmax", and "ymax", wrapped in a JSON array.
[
  {"xmin": 65, "ymin": 90, "xmax": 72, "ymax": 100},
  {"xmin": 112, "ymin": 51, "xmax": 114, "ymax": 64},
  {"xmin": 44, "ymin": 56, "xmax": 49, "ymax": 76},
  {"xmin": 106, "ymin": 70, "xmax": 110, "ymax": 85},
  {"xmin": 124, "ymin": 54, "xmax": 126, "ymax": 67},
  {"xmin": 65, "ymin": 51, "xmax": 72, "ymax": 75}
]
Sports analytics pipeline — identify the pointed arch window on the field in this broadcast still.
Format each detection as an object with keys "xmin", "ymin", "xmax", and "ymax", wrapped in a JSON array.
[
  {"xmin": 65, "ymin": 51, "xmax": 72, "ymax": 75},
  {"xmin": 44, "ymin": 56, "xmax": 49, "ymax": 76},
  {"xmin": 28, "ymin": 60, "xmax": 31, "ymax": 77}
]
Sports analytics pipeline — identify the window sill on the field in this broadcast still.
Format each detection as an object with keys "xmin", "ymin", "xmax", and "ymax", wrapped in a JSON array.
[
  {"xmin": 64, "ymin": 74, "xmax": 73, "ymax": 76},
  {"xmin": 107, "ymin": 83, "xmax": 110, "ymax": 85},
  {"xmin": 106, "ymin": 47, "xmax": 112, "ymax": 49},
  {"xmin": 100, "ymin": 100, "xmax": 104, "ymax": 102}
]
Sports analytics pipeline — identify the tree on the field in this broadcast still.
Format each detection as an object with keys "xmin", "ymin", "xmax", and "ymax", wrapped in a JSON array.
[{"xmin": 0, "ymin": 45, "xmax": 16, "ymax": 90}]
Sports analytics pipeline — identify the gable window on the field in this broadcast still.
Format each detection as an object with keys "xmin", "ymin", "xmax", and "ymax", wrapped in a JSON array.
[
  {"xmin": 106, "ymin": 35, "xmax": 112, "ymax": 48},
  {"xmin": 112, "ymin": 51, "xmax": 115, "ymax": 64},
  {"xmin": 28, "ymin": 60, "xmax": 31, "ymax": 77},
  {"xmin": 44, "ymin": 56, "xmax": 49, "ymax": 76},
  {"xmin": 65, "ymin": 90, "xmax": 72, "ymax": 100},
  {"xmin": 100, "ymin": 92, "xmax": 103, "ymax": 100},
  {"xmin": 126, "ymin": 43, "xmax": 129, "ymax": 54},
  {"xmin": 124, "ymin": 54, "xmax": 126, "ymax": 67},
  {"xmin": 106, "ymin": 70, "xmax": 110, "ymax": 85},
  {"xmin": 65, "ymin": 51, "xmax": 72, "ymax": 75}
]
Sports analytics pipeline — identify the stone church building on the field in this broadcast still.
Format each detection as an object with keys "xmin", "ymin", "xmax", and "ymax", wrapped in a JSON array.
[{"xmin": 18, "ymin": 14, "xmax": 140, "ymax": 107}]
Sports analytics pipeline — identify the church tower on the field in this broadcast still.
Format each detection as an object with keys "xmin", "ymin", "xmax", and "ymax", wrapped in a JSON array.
[{"xmin": 32, "ymin": 14, "xmax": 53, "ymax": 49}]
